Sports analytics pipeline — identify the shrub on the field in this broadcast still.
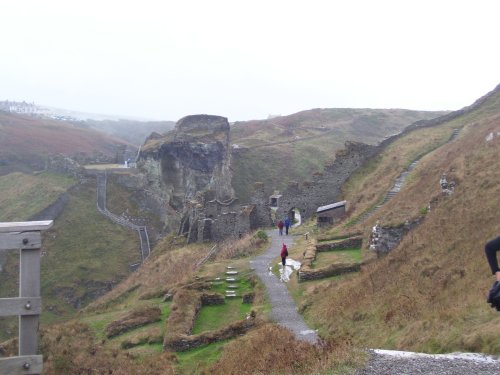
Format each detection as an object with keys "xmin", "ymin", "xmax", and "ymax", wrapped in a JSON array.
[{"xmin": 255, "ymin": 230, "xmax": 268, "ymax": 241}]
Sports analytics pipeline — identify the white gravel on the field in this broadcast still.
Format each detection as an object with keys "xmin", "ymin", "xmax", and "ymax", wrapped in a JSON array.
[{"xmin": 357, "ymin": 349, "xmax": 500, "ymax": 374}]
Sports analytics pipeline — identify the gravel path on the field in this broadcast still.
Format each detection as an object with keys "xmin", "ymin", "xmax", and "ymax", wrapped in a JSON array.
[
  {"xmin": 357, "ymin": 349, "xmax": 500, "ymax": 374},
  {"xmin": 250, "ymin": 229, "xmax": 318, "ymax": 344},
  {"xmin": 250, "ymin": 231, "xmax": 500, "ymax": 373}
]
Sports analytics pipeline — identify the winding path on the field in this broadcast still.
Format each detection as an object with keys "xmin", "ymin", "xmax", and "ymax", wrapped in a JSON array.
[
  {"xmin": 96, "ymin": 172, "xmax": 151, "ymax": 264},
  {"xmin": 251, "ymin": 229, "xmax": 318, "ymax": 344}
]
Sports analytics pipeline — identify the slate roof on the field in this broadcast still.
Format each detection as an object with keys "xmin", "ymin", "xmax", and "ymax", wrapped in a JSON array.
[{"xmin": 316, "ymin": 200, "xmax": 347, "ymax": 213}]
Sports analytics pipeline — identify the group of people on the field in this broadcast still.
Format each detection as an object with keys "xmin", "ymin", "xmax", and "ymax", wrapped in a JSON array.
[{"xmin": 277, "ymin": 217, "xmax": 291, "ymax": 236}]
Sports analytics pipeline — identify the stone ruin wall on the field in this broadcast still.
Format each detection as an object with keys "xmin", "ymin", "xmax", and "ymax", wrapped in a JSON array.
[
  {"xmin": 183, "ymin": 183, "xmax": 272, "ymax": 243},
  {"xmin": 275, "ymin": 141, "xmax": 380, "ymax": 221},
  {"xmin": 185, "ymin": 141, "xmax": 383, "ymax": 243}
]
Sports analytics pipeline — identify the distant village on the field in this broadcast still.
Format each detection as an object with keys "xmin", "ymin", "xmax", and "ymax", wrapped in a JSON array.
[{"xmin": 0, "ymin": 100, "xmax": 77, "ymax": 122}]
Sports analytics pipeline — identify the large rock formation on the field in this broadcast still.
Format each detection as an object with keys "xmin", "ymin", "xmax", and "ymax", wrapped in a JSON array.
[{"xmin": 137, "ymin": 115, "xmax": 234, "ymax": 231}]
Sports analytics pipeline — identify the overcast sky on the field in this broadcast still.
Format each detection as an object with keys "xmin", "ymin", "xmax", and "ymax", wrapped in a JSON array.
[{"xmin": 1, "ymin": 0, "xmax": 499, "ymax": 122}]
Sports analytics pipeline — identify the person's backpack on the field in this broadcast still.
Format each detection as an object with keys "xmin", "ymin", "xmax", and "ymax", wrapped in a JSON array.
[{"xmin": 487, "ymin": 281, "xmax": 500, "ymax": 311}]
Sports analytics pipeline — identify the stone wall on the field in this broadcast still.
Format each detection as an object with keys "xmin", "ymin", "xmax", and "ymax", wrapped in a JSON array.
[
  {"xmin": 183, "ymin": 182, "xmax": 272, "ymax": 243},
  {"xmin": 275, "ymin": 141, "xmax": 379, "ymax": 221},
  {"xmin": 298, "ymin": 262, "xmax": 361, "ymax": 281},
  {"xmin": 316, "ymin": 237, "xmax": 363, "ymax": 252},
  {"xmin": 369, "ymin": 218, "xmax": 422, "ymax": 256},
  {"xmin": 164, "ymin": 318, "xmax": 257, "ymax": 352}
]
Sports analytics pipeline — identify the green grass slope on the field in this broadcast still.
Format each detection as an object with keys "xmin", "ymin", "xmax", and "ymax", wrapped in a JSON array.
[
  {"xmin": 0, "ymin": 176, "xmax": 140, "ymax": 340},
  {"xmin": 0, "ymin": 171, "xmax": 74, "ymax": 221}
]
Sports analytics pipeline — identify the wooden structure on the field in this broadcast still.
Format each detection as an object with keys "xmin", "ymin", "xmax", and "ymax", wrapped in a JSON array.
[
  {"xmin": 316, "ymin": 201, "xmax": 347, "ymax": 226},
  {"xmin": 0, "ymin": 220, "xmax": 53, "ymax": 375}
]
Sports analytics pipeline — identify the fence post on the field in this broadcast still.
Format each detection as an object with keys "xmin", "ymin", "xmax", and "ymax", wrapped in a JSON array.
[{"xmin": 0, "ymin": 220, "xmax": 53, "ymax": 375}]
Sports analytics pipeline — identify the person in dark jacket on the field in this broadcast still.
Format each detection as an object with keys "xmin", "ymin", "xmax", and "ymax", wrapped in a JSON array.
[
  {"xmin": 281, "ymin": 243, "xmax": 288, "ymax": 267},
  {"xmin": 485, "ymin": 236, "xmax": 500, "ymax": 281},
  {"xmin": 284, "ymin": 217, "xmax": 291, "ymax": 235},
  {"xmin": 277, "ymin": 220, "xmax": 284, "ymax": 236},
  {"xmin": 485, "ymin": 236, "xmax": 500, "ymax": 311}
]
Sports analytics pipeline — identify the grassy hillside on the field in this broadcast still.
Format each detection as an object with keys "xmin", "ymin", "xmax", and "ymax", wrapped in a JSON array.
[
  {"xmin": 4, "ymin": 91, "xmax": 500, "ymax": 373},
  {"xmin": 299, "ymin": 85, "xmax": 500, "ymax": 354},
  {"xmin": 0, "ymin": 171, "xmax": 74, "ymax": 221},
  {"xmin": 0, "ymin": 112, "xmax": 132, "ymax": 175},
  {"xmin": 0, "ymin": 176, "xmax": 141, "ymax": 341},
  {"xmin": 231, "ymin": 108, "xmax": 447, "ymax": 201},
  {"xmin": 83, "ymin": 119, "xmax": 176, "ymax": 146}
]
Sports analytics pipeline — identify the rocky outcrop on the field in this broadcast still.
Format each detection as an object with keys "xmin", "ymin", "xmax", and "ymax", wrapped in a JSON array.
[
  {"xmin": 369, "ymin": 218, "xmax": 422, "ymax": 256},
  {"xmin": 137, "ymin": 115, "xmax": 234, "ymax": 232}
]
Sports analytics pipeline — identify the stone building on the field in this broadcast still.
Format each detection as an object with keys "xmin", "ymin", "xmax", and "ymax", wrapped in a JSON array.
[{"xmin": 316, "ymin": 200, "xmax": 347, "ymax": 226}]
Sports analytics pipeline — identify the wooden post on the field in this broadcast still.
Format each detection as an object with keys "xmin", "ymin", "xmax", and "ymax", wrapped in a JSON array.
[{"xmin": 0, "ymin": 220, "xmax": 52, "ymax": 375}]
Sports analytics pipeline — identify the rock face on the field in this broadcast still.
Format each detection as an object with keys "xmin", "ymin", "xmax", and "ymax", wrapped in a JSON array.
[{"xmin": 137, "ymin": 115, "xmax": 234, "ymax": 231}]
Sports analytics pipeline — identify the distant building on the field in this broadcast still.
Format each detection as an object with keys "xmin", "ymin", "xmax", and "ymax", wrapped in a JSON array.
[
  {"xmin": 0, "ymin": 100, "xmax": 48, "ymax": 117},
  {"xmin": 316, "ymin": 200, "xmax": 347, "ymax": 226}
]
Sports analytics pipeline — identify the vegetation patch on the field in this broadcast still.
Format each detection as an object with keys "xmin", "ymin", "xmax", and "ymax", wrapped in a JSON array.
[
  {"xmin": 315, "ymin": 248, "xmax": 363, "ymax": 265},
  {"xmin": 192, "ymin": 299, "xmax": 252, "ymax": 334},
  {"xmin": 175, "ymin": 340, "xmax": 228, "ymax": 375},
  {"xmin": 40, "ymin": 181, "xmax": 139, "ymax": 323}
]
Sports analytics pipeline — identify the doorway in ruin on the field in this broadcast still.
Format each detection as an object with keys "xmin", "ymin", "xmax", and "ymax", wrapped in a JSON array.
[{"xmin": 288, "ymin": 207, "xmax": 302, "ymax": 227}]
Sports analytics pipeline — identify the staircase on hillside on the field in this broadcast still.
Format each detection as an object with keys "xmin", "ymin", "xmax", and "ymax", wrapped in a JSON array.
[
  {"xmin": 96, "ymin": 172, "xmax": 151, "ymax": 266},
  {"xmin": 352, "ymin": 128, "xmax": 460, "ymax": 225}
]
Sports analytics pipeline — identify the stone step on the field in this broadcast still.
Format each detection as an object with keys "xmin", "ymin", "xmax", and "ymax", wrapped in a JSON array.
[
  {"xmin": 226, "ymin": 277, "xmax": 238, "ymax": 282},
  {"xmin": 226, "ymin": 271, "xmax": 238, "ymax": 275},
  {"xmin": 225, "ymin": 294, "xmax": 238, "ymax": 298},
  {"xmin": 226, "ymin": 266, "xmax": 235, "ymax": 269},
  {"xmin": 227, "ymin": 284, "xmax": 238, "ymax": 289}
]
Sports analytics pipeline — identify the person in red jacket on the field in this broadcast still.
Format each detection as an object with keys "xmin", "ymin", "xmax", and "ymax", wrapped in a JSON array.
[
  {"xmin": 277, "ymin": 220, "xmax": 284, "ymax": 236},
  {"xmin": 281, "ymin": 243, "xmax": 288, "ymax": 267}
]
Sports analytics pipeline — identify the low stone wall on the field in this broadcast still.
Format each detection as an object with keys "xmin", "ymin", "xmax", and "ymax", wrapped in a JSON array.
[
  {"xmin": 164, "ymin": 318, "xmax": 258, "ymax": 351},
  {"xmin": 302, "ymin": 243, "xmax": 317, "ymax": 267},
  {"xmin": 105, "ymin": 306, "xmax": 161, "ymax": 338},
  {"xmin": 298, "ymin": 262, "xmax": 361, "ymax": 281},
  {"xmin": 242, "ymin": 292, "xmax": 255, "ymax": 304},
  {"xmin": 201, "ymin": 292, "xmax": 225, "ymax": 305},
  {"xmin": 316, "ymin": 237, "xmax": 363, "ymax": 252}
]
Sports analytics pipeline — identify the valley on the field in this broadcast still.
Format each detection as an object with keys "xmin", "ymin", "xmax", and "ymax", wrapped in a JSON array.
[{"xmin": 1, "ymin": 86, "xmax": 500, "ymax": 374}]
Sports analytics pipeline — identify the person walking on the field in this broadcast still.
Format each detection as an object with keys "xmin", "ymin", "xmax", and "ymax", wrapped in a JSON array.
[
  {"xmin": 277, "ymin": 220, "xmax": 284, "ymax": 236},
  {"xmin": 485, "ymin": 236, "xmax": 500, "ymax": 311},
  {"xmin": 284, "ymin": 217, "xmax": 291, "ymax": 235},
  {"xmin": 281, "ymin": 243, "xmax": 288, "ymax": 267},
  {"xmin": 485, "ymin": 236, "xmax": 500, "ymax": 281}
]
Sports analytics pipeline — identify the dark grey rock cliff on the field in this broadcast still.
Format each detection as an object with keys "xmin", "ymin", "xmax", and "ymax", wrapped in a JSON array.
[{"xmin": 137, "ymin": 115, "xmax": 234, "ymax": 231}]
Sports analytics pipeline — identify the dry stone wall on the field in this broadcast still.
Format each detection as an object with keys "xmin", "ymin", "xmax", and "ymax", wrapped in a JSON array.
[{"xmin": 275, "ymin": 141, "xmax": 379, "ymax": 221}]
